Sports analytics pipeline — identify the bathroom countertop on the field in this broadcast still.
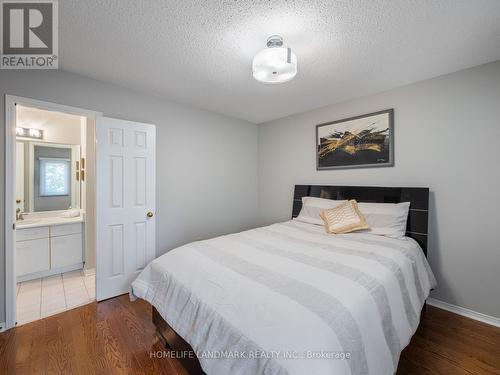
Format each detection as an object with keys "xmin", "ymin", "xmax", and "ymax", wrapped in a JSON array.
[{"xmin": 16, "ymin": 215, "xmax": 84, "ymax": 229}]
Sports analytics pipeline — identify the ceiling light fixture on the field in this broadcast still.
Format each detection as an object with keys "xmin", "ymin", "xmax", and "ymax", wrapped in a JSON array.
[{"xmin": 252, "ymin": 35, "xmax": 297, "ymax": 84}]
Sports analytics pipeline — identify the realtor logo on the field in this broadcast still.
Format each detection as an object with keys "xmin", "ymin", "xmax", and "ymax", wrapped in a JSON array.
[{"xmin": 1, "ymin": 0, "xmax": 58, "ymax": 69}]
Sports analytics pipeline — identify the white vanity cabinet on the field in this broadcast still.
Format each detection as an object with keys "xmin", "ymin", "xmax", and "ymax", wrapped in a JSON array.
[
  {"xmin": 16, "ymin": 227, "xmax": 50, "ymax": 276},
  {"xmin": 51, "ymin": 231, "xmax": 83, "ymax": 268},
  {"xmin": 16, "ymin": 222, "xmax": 84, "ymax": 281}
]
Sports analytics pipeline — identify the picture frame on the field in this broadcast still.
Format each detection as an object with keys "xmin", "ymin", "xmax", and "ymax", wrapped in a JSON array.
[{"xmin": 316, "ymin": 109, "xmax": 394, "ymax": 170}]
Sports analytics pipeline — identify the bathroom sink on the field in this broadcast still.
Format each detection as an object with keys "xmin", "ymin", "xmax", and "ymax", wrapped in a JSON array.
[{"xmin": 17, "ymin": 219, "xmax": 40, "ymax": 225}]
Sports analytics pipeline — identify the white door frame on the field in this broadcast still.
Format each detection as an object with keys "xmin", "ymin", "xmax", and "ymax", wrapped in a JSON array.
[{"xmin": 4, "ymin": 95, "xmax": 102, "ymax": 331}]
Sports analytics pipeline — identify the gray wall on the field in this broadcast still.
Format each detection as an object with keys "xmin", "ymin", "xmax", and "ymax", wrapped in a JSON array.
[
  {"xmin": 0, "ymin": 69, "xmax": 259, "ymax": 323},
  {"xmin": 258, "ymin": 61, "xmax": 500, "ymax": 319}
]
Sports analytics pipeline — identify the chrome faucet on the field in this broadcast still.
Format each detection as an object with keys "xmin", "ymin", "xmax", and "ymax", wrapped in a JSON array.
[{"xmin": 16, "ymin": 208, "xmax": 24, "ymax": 221}]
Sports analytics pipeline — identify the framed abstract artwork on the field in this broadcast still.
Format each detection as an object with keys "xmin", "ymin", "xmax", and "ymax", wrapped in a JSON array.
[{"xmin": 316, "ymin": 109, "xmax": 394, "ymax": 170}]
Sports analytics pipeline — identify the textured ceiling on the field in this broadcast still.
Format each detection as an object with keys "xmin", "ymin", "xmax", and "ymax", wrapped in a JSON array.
[{"xmin": 59, "ymin": 0, "xmax": 500, "ymax": 123}]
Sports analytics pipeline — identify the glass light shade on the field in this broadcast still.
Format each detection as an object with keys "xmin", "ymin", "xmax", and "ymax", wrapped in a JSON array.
[
  {"xmin": 29, "ymin": 128, "xmax": 42, "ymax": 138},
  {"xmin": 252, "ymin": 47, "xmax": 297, "ymax": 84}
]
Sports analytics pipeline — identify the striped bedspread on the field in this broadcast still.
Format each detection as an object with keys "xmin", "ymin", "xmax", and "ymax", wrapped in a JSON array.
[{"xmin": 131, "ymin": 220, "xmax": 436, "ymax": 375}]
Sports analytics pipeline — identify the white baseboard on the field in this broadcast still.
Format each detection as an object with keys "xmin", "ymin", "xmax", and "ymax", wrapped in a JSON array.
[
  {"xmin": 427, "ymin": 298, "xmax": 500, "ymax": 328},
  {"xmin": 83, "ymin": 267, "xmax": 96, "ymax": 276},
  {"xmin": 17, "ymin": 263, "xmax": 83, "ymax": 283}
]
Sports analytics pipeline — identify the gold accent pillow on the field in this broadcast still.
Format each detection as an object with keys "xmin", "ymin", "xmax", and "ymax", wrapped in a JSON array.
[{"xmin": 320, "ymin": 200, "xmax": 370, "ymax": 234}]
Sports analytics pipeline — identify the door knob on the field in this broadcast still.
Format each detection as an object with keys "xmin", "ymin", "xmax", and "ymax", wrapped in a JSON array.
[{"xmin": 147, "ymin": 211, "xmax": 154, "ymax": 218}]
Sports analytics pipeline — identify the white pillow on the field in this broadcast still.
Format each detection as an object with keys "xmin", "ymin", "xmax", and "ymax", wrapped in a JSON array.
[
  {"xmin": 295, "ymin": 197, "xmax": 347, "ymax": 225},
  {"xmin": 357, "ymin": 202, "xmax": 410, "ymax": 239}
]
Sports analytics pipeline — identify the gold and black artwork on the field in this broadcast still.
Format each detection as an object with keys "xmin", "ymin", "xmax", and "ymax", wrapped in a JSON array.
[{"xmin": 316, "ymin": 109, "xmax": 394, "ymax": 170}]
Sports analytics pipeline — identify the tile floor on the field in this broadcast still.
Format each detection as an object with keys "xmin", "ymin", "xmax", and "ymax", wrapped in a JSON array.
[{"xmin": 16, "ymin": 269, "xmax": 95, "ymax": 326}]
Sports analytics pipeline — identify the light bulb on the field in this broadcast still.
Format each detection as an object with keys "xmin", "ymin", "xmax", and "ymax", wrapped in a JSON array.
[{"xmin": 29, "ymin": 129, "xmax": 42, "ymax": 138}]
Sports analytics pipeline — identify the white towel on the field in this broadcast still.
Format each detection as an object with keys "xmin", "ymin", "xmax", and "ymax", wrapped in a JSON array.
[{"xmin": 60, "ymin": 210, "xmax": 80, "ymax": 218}]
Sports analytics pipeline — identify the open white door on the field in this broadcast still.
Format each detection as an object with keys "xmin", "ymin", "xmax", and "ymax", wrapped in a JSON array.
[{"xmin": 96, "ymin": 117, "xmax": 156, "ymax": 301}]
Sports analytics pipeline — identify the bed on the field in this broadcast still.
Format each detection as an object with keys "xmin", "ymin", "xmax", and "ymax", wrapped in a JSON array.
[{"xmin": 130, "ymin": 185, "xmax": 436, "ymax": 375}]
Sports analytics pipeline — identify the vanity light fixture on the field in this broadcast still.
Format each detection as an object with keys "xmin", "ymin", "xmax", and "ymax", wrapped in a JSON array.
[
  {"xmin": 252, "ymin": 35, "xmax": 297, "ymax": 84},
  {"xmin": 16, "ymin": 127, "xmax": 43, "ymax": 139}
]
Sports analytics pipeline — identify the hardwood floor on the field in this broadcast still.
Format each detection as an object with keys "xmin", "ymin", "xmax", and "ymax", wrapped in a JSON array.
[
  {"xmin": 1, "ymin": 296, "xmax": 499, "ymax": 375},
  {"xmin": 0, "ymin": 295, "xmax": 188, "ymax": 375},
  {"xmin": 398, "ymin": 306, "xmax": 500, "ymax": 375}
]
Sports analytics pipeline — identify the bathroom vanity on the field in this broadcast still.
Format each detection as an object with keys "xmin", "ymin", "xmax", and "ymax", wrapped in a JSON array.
[
  {"xmin": 15, "ymin": 139, "xmax": 86, "ymax": 282},
  {"xmin": 16, "ymin": 215, "xmax": 84, "ymax": 282}
]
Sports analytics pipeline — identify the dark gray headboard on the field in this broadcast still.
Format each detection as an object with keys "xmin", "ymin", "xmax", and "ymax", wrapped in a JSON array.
[{"xmin": 292, "ymin": 185, "xmax": 429, "ymax": 256}]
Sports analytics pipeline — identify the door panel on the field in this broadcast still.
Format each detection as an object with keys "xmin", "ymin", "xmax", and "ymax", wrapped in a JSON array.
[
  {"xmin": 134, "ymin": 157, "xmax": 146, "ymax": 206},
  {"xmin": 96, "ymin": 117, "xmax": 156, "ymax": 301},
  {"xmin": 134, "ymin": 221, "xmax": 147, "ymax": 271}
]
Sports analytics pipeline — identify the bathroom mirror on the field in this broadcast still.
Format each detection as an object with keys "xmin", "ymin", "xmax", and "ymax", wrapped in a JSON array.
[{"xmin": 16, "ymin": 141, "xmax": 81, "ymax": 213}]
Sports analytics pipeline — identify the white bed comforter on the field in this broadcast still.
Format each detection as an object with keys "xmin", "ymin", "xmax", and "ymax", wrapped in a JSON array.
[{"xmin": 131, "ymin": 220, "xmax": 436, "ymax": 375}]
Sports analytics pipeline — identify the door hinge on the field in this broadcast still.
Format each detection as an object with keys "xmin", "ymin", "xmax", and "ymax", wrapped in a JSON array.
[{"xmin": 12, "ymin": 223, "xmax": 16, "ymax": 230}]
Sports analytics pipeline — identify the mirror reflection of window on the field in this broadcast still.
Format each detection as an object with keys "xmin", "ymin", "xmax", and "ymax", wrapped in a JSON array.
[
  {"xmin": 39, "ymin": 158, "xmax": 71, "ymax": 197},
  {"xmin": 15, "ymin": 141, "xmax": 81, "ymax": 212}
]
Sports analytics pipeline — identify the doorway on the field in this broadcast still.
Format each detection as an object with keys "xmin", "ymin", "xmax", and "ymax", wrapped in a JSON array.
[
  {"xmin": 5, "ymin": 95, "xmax": 157, "ymax": 330},
  {"xmin": 4, "ymin": 96, "xmax": 101, "ymax": 329}
]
